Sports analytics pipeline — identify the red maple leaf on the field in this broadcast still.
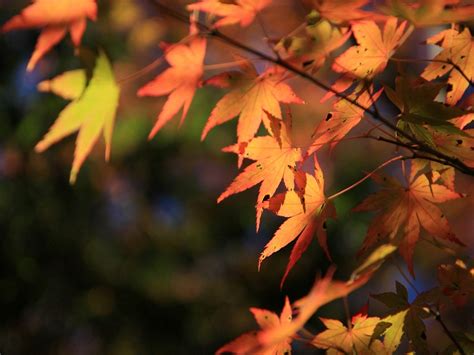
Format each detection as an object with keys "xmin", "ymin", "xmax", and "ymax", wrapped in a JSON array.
[{"xmin": 354, "ymin": 164, "xmax": 465, "ymax": 275}]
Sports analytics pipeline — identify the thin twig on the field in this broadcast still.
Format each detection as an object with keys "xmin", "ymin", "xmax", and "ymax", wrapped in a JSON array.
[
  {"xmin": 391, "ymin": 57, "xmax": 474, "ymax": 87},
  {"xmin": 391, "ymin": 256, "xmax": 420, "ymax": 295},
  {"xmin": 392, "ymin": 257, "xmax": 466, "ymax": 355},
  {"xmin": 343, "ymin": 296, "xmax": 352, "ymax": 332},
  {"xmin": 150, "ymin": 1, "xmax": 474, "ymax": 176},
  {"xmin": 328, "ymin": 155, "xmax": 403, "ymax": 200}
]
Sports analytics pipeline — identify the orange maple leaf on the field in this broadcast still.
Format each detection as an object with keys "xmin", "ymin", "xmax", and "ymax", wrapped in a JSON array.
[
  {"xmin": 383, "ymin": 0, "xmax": 474, "ymax": 27},
  {"xmin": 354, "ymin": 164, "xmax": 465, "ymax": 275},
  {"xmin": 216, "ymin": 297, "xmax": 293, "ymax": 355},
  {"xmin": 312, "ymin": 308, "xmax": 381, "ymax": 354},
  {"xmin": 201, "ymin": 64, "xmax": 303, "ymax": 144},
  {"xmin": 333, "ymin": 17, "xmax": 408, "ymax": 79},
  {"xmin": 431, "ymin": 128, "xmax": 474, "ymax": 169},
  {"xmin": 217, "ymin": 268, "xmax": 374, "ymax": 355},
  {"xmin": 1, "ymin": 0, "xmax": 97, "ymax": 71},
  {"xmin": 308, "ymin": 88, "xmax": 382, "ymax": 156},
  {"xmin": 187, "ymin": 0, "xmax": 272, "ymax": 27},
  {"xmin": 258, "ymin": 269, "xmax": 374, "ymax": 352},
  {"xmin": 309, "ymin": 0, "xmax": 382, "ymax": 24},
  {"xmin": 219, "ymin": 113, "xmax": 303, "ymax": 230},
  {"xmin": 137, "ymin": 37, "xmax": 206, "ymax": 139},
  {"xmin": 421, "ymin": 27, "xmax": 474, "ymax": 105},
  {"xmin": 260, "ymin": 156, "xmax": 336, "ymax": 286}
]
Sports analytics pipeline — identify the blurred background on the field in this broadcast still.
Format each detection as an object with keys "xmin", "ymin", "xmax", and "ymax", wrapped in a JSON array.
[{"xmin": 0, "ymin": 0, "xmax": 472, "ymax": 354}]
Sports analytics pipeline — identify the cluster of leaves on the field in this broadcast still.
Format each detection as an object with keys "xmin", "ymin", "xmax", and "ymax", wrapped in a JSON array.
[{"xmin": 2, "ymin": 0, "xmax": 474, "ymax": 353}]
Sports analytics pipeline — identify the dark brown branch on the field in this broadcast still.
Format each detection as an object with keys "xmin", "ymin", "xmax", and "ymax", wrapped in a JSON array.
[
  {"xmin": 391, "ymin": 57, "xmax": 474, "ymax": 87},
  {"xmin": 151, "ymin": 1, "xmax": 474, "ymax": 176}
]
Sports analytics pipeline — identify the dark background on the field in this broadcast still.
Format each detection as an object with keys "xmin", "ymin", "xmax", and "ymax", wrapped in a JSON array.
[{"xmin": 0, "ymin": 1, "xmax": 472, "ymax": 354}]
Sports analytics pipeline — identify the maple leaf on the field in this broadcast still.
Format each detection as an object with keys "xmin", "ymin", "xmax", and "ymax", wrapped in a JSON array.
[
  {"xmin": 430, "ymin": 128, "xmax": 474, "ymax": 168},
  {"xmin": 216, "ymin": 297, "xmax": 293, "ymax": 355},
  {"xmin": 372, "ymin": 281, "xmax": 432, "ymax": 353},
  {"xmin": 312, "ymin": 308, "xmax": 381, "ymax": 354},
  {"xmin": 137, "ymin": 36, "xmax": 206, "ymax": 139},
  {"xmin": 217, "ymin": 269, "xmax": 373, "ymax": 354},
  {"xmin": 383, "ymin": 0, "xmax": 474, "ymax": 27},
  {"xmin": 35, "ymin": 51, "xmax": 120, "ymax": 183},
  {"xmin": 354, "ymin": 163, "xmax": 464, "ymax": 275},
  {"xmin": 1, "ymin": 0, "xmax": 97, "ymax": 71},
  {"xmin": 308, "ymin": 87, "xmax": 382, "ymax": 156},
  {"xmin": 201, "ymin": 64, "xmax": 304, "ymax": 144},
  {"xmin": 37, "ymin": 69, "xmax": 87, "ymax": 100},
  {"xmin": 275, "ymin": 14, "xmax": 350, "ymax": 72},
  {"xmin": 219, "ymin": 112, "xmax": 303, "ymax": 230},
  {"xmin": 258, "ymin": 269, "xmax": 374, "ymax": 352},
  {"xmin": 259, "ymin": 156, "xmax": 336, "ymax": 286},
  {"xmin": 421, "ymin": 27, "xmax": 474, "ymax": 105},
  {"xmin": 308, "ymin": 0, "xmax": 381, "ymax": 24},
  {"xmin": 187, "ymin": 0, "xmax": 272, "ymax": 28},
  {"xmin": 385, "ymin": 77, "xmax": 474, "ymax": 169},
  {"xmin": 333, "ymin": 17, "xmax": 408, "ymax": 79},
  {"xmin": 385, "ymin": 77, "xmax": 467, "ymax": 149},
  {"xmin": 438, "ymin": 259, "xmax": 474, "ymax": 307}
]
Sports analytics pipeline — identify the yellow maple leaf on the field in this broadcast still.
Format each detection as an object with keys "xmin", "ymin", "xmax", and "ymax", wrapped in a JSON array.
[
  {"xmin": 35, "ymin": 51, "xmax": 120, "ymax": 183},
  {"xmin": 333, "ymin": 17, "xmax": 408, "ymax": 79},
  {"xmin": 422, "ymin": 27, "xmax": 474, "ymax": 105},
  {"xmin": 312, "ymin": 311, "xmax": 380, "ymax": 354}
]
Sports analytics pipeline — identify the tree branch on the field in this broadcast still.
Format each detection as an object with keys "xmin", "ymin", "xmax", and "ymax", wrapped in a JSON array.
[{"xmin": 151, "ymin": 1, "xmax": 474, "ymax": 176}]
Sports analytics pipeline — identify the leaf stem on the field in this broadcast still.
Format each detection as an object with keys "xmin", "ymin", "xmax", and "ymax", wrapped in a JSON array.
[
  {"xmin": 150, "ymin": 1, "xmax": 474, "ymax": 176},
  {"xmin": 343, "ymin": 296, "xmax": 352, "ymax": 332},
  {"xmin": 327, "ymin": 155, "xmax": 403, "ymax": 201},
  {"xmin": 391, "ymin": 256, "xmax": 420, "ymax": 295}
]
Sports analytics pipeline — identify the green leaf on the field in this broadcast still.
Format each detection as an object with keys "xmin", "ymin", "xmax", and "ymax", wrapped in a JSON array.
[
  {"xmin": 35, "ymin": 51, "xmax": 120, "ymax": 183},
  {"xmin": 382, "ymin": 310, "xmax": 408, "ymax": 353}
]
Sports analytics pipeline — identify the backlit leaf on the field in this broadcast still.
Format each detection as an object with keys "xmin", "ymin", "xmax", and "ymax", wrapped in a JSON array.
[
  {"xmin": 35, "ymin": 51, "xmax": 120, "ymax": 183},
  {"xmin": 354, "ymin": 163, "xmax": 464, "ymax": 275},
  {"xmin": 333, "ymin": 17, "xmax": 408, "ymax": 79},
  {"xmin": 137, "ymin": 36, "xmax": 206, "ymax": 138},
  {"xmin": 422, "ymin": 28, "xmax": 474, "ymax": 105},
  {"xmin": 202, "ymin": 63, "xmax": 303, "ymax": 144}
]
